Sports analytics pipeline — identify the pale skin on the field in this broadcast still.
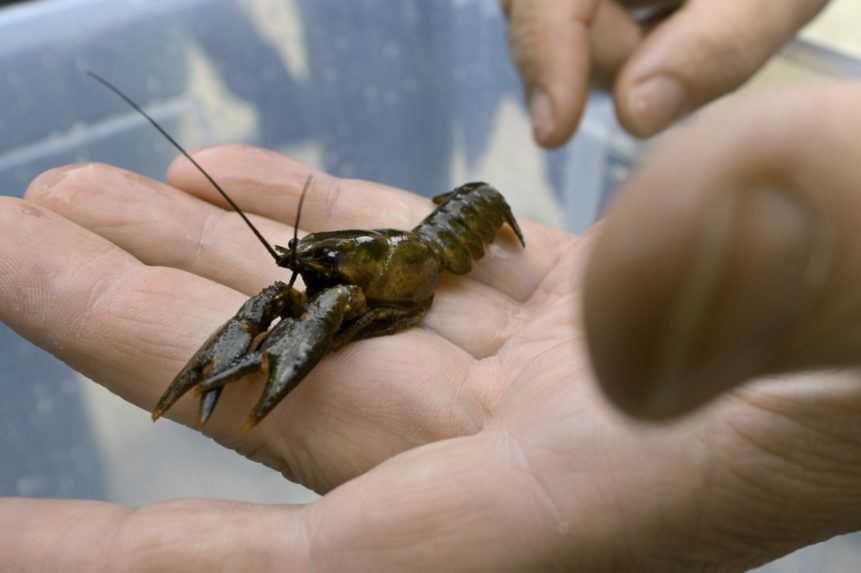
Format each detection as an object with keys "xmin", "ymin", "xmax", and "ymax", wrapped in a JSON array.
[
  {"xmin": 502, "ymin": 0, "xmax": 833, "ymax": 145},
  {"xmin": 3, "ymin": 83, "xmax": 861, "ymax": 571}
]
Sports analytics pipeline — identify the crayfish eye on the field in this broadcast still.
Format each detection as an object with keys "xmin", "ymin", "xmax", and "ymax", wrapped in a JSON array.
[{"xmin": 287, "ymin": 238, "xmax": 297, "ymax": 250}]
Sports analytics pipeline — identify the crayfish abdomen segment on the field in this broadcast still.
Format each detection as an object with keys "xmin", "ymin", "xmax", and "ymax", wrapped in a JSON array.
[{"xmin": 413, "ymin": 182, "xmax": 525, "ymax": 275}]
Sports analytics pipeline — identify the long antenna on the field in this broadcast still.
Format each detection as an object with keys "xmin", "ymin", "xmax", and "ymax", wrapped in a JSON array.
[
  {"xmin": 287, "ymin": 175, "xmax": 313, "ymax": 289},
  {"xmin": 86, "ymin": 70, "xmax": 280, "ymax": 262}
]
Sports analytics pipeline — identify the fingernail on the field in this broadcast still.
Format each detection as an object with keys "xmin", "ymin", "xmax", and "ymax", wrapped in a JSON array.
[
  {"xmin": 28, "ymin": 163, "xmax": 85, "ymax": 193},
  {"xmin": 627, "ymin": 76, "xmax": 688, "ymax": 136},
  {"xmin": 528, "ymin": 88, "xmax": 555, "ymax": 144}
]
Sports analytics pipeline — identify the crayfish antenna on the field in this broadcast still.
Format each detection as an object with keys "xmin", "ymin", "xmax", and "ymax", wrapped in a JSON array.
[
  {"xmin": 287, "ymin": 175, "xmax": 313, "ymax": 289},
  {"xmin": 86, "ymin": 70, "xmax": 282, "ymax": 263}
]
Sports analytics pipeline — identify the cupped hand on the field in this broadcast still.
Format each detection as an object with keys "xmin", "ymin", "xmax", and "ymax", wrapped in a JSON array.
[
  {"xmin": 3, "ymin": 81, "xmax": 861, "ymax": 572},
  {"xmin": 502, "ymin": 0, "xmax": 831, "ymax": 146}
]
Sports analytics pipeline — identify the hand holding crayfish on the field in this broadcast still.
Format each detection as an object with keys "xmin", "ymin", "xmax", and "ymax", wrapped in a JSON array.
[{"xmin": 7, "ymin": 84, "xmax": 861, "ymax": 571}]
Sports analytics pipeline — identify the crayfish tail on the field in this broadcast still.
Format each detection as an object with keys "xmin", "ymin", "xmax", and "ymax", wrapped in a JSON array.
[
  {"xmin": 414, "ymin": 182, "xmax": 525, "ymax": 274},
  {"xmin": 503, "ymin": 203, "xmax": 526, "ymax": 247}
]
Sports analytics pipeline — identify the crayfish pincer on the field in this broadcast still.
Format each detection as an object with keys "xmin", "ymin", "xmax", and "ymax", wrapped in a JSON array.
[
  {"xmin": 153, "ymin": 181, "xmax": 525, "ymax": 428},
  {"xmin": 87, "ymin": 71, "xmax": 524, "ymax": 429}
]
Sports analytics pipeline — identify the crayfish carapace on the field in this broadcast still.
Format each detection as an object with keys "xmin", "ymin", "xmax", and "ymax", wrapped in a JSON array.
[{"xmin": 89, "ymin": 72, "xmax": 525, "ymax": 429}]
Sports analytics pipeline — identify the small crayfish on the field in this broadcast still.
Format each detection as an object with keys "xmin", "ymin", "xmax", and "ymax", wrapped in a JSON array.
[{"xmin": 89, "ymin": 72, "xmax": 525, "ymax": 429}]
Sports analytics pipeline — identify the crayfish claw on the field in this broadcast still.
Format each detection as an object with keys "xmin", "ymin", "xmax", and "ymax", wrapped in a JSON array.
[
  {"xmin": 198, "ymin": 388, "xmax": 222, "ymax": 426},
  {"xmin": 236, "ymin": 285, "xmax": 366, "ymax": 426},
  {"xmin": 152, "ymin": 360, "xmax": 209, "ymax": 421},
  {"xmin": 153, "ymin": 282, "xmax": 297, "ymax": 424},
  {"xmin": 196, "ymin": 352, "xmax": 264, "ymax": 394}
]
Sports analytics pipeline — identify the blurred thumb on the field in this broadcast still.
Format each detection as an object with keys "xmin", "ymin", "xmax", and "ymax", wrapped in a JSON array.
[{"xmin": 584, "ymin": 83, "xmax": 861, "ymax": 418}]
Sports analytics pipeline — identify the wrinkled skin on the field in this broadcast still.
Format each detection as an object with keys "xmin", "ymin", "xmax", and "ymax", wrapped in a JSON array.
[{"xmin": 501, "ymin": 0, "xmax": 832, "ymax": 145}]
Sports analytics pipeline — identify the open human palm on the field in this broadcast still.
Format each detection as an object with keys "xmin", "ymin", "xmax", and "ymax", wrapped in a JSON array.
[{"xmin": 4, "ymin": 106, "xmax": 861, "ymax": 571}]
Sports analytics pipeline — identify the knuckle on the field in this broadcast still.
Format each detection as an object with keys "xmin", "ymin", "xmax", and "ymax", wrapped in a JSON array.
[
  {"xmin": 321, "ymin": 175, "xmax": 342, "ymax": 224},
  {"xmin": 684, "ymin": 28, "xmax": 762, "ymax": 99},
  {"xmin": 24, "ymin": 162, "xmax": 99, "ymax": 206},
  {"xmin": 189, "ymin": 208, "xmax": 222, "ymax": 270}
]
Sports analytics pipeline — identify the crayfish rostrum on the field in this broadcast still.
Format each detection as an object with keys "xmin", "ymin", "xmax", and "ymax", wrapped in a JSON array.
[{"xmin": 89, "ymin": 72, "xmax": 525, "ymax": 429}]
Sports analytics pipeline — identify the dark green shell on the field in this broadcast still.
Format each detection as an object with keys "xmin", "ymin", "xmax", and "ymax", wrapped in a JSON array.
[{"xmin": 413, "ymin": 182, "xmax": 525, "ymax": 274}]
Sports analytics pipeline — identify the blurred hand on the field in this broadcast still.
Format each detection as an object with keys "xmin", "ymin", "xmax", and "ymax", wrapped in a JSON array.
[
  {"xmin": 3, "ymin": 84, "xmax": 861, "ymax": 571},
  {"xmin": 585, "ymin": 82, "xmax": 861, "ymax": 419},
  {"xmin": 501, "ymin": 0, "xmax": 831, "ymax": 146}
]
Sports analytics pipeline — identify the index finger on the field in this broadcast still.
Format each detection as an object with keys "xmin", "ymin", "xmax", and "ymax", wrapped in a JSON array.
[
  {"xmin": 502, "ymin": 0, "xmax": 601, "ymax": 148},
  {"xmin": 169, "ymin": 145, "xmax": 423, "ymax": 231}
]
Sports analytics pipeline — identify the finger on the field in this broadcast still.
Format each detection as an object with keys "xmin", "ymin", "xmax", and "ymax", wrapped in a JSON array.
[
  {"xmin": 0, "ymin": 497, "xmax": 305, "ymax": 572},
  {"xmin": 24, "ymin": 163, "xmax": 290, "ymax": 296},
  {"xmin": 26, "ymin": 163, "xmax": 525, "ymax": 358},
  {"xmin": 1, "ymin": 498, "xmax": 131, "ymax": 571},
  {"xmin": 167, "ymin": 145, "xmax": 422, "ymax": 231},
  {"xmin": 0, "ymin": 434, "xmax": 579, "ymax": 572},
  {"xmin": 304, "ymin": 431, "xmax": 577, "ymax": 572},
  {"xmin": 166, "ymin": 145, "xmax": 566, "ymax": 302},
  {"xmin": 502, "ymin": 0, "xmax": 600, "ymax": 148},
  {"xmin": 584, "ymin": 82, "xmax": 861, "ymax": 418},
  {"xmin": 589, "ymin": 1, "xmax": 643, "ymax": 88},
  {"xmin": 0, "ymin": 196, "xmax": 479, "ymax": 491},
  {"xmin": 615, "ymin": 0, "xmax": 830, "ymax": 136},
  {"xmin": 0, "ymin": 195, "xmax": 259, "ymax": 440}
]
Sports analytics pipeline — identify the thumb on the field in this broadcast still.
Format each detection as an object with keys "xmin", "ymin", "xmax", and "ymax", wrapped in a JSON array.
[
  {"xmin": 615, "ymin": 0, "xmax": 830, "ymax": 137},
  {"xmin": 584, "ymin": 82, "xmax": 861, "ymax": 418}
]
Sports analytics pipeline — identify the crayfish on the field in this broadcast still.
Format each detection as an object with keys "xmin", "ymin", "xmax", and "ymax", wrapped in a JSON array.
[{"xmin": 89, "ymin": 72, "xmax": 525, "ymax": 429}]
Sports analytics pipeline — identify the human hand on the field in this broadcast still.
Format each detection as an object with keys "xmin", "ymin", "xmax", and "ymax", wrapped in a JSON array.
[
  {"xmin": 1, "ymin": 103, "xmax": 859, "ymax": 571},
  {"xmin": 502, "ymin": 0, "xmax": 831, "ymax": 146},
  {"xmin": 586, "ymin": 81, "xmax": 861, "ymax": 419},
  {"xmin": 583, "ymin": 80, "xmax": 861, "ymax": 564}
]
